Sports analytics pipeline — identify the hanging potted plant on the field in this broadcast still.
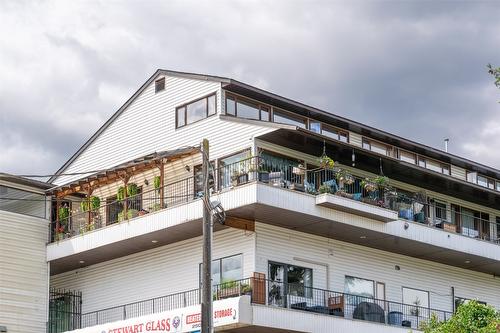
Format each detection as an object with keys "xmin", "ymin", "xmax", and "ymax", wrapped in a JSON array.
[
  {"xmin": 336, "ymin": 169, "xmax": 355, "ymax": 188},
  {"xmin": 58, "ymin": 205, "xmax": 70, "ymax": 225},
  {"xmin": 361, "ymin": 178, "xmax": 378, "ymax": 193},
  {"xmin": 117, "ymin": 186, "xmax": 125, "ymax": 202},
  {"xmin": 127, "ymin": 183, "xmax": 139, "ymax": 197},
  {"xmin": 318, "ymin": 155, "xmax": 335, "ymax": 169},
  {"xmin": 153, "ymin": 176, "xmax": 161, "ymax": 192}
]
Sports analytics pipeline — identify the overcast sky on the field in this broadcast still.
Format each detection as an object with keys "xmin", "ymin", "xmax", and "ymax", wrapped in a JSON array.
[{"xmin": 0, "ymin": 0, "xmax": 499, "ymax": 177}]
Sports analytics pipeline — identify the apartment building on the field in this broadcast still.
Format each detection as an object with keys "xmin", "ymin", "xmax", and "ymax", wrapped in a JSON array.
[
  {"xmin": 0, "ymin": 174, "xmax": 51, "ymax": 333},
  {"xmin": 43, "ymin": 70, "xmax": 500, "ymax": 333}
]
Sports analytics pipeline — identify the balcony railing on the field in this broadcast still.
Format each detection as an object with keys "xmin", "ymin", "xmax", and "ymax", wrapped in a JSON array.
[
  {"xmin": 50, "ymin": 156, "xmax": 500, "ymax": 245},
  {"xmin": 52, "ymin": 277, "xmax": 452, "ymax": 331}
]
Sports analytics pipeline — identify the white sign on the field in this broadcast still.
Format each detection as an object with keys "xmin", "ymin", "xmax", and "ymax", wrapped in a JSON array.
[{"xmin": 68, "ymin": 296, "xmax": 252, "ymax": 333}]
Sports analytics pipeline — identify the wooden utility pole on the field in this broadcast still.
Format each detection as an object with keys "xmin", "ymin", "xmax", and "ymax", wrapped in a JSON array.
[{"xmin": 201, "ymin": 138, "xmax": 213, "ymax": 333}]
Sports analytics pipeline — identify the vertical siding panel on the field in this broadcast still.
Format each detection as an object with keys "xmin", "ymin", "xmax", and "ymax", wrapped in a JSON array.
[{"xmin": 0, "ymin": 211, "xmax": 48, "ymax": 333}]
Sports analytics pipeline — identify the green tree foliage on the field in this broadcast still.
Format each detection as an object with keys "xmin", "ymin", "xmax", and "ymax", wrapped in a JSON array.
[
  {"xmin": 487, "ymin": 64, "xmax": 500, "ymax": 89},
  {"xmin": 420, "ymin": 300, "xmax": 500, "ymax": 333}
]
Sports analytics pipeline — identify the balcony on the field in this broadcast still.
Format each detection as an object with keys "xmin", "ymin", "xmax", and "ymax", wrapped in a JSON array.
[{"xmin": 48, "ymin": 276, "xmax": 452, "ymax": 332}]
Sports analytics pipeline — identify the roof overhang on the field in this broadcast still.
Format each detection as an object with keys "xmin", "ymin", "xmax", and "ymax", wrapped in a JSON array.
[
  {"xmin": 48, "ymin": 146, "xmax": 199, "ymax": 197},
  {"xmin": 223, "ymin": 81, "xmax": 500, "ymax": 179},
  {"xmin": 255, "ymin": 128, "xmax": 500, "ymax": 210}
]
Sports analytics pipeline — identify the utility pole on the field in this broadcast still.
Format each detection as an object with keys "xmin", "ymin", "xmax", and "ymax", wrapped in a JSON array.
[{"xmin": 201, "ymin": 138, "xmax": 213, "ymax": 333}]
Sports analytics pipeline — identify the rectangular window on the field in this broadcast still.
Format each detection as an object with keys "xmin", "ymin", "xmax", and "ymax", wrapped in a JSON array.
[
  {"xmin": 269, "ymin": 262, "xmax": 312, "ymax": 300},
  {"xmin": 477, "ymin": 175, "xmax": 488, "ymax": 188},
  {"xmin": 454, "ymin": 297, "xmax": 486, "ymax": 312},
  {"xmin": 273, "ymin": 109, "xmax": 307, "ymax": 128},
  {"xmin": 218, "ymin": 150, "xmax": 251, "ymax": 189},
  {"xmin": 225, "ymin": 94, "xmax": 270, "ymax": 121},
  {"xmin": 434, "ymin": 201, "xmax": 447, "ymax": 221},
  {"xmin": 176, "ymin": 93, "xmax": 216, "ymax": 128},
  {"xmin": 466, "ymin": 171, "xmax": 477, "ymax": 183},
  {"xmin": 345, "ymin": 276, "xmax": 374, "ymax": 305},
  {"xmin": 193, "ymin": 163, "xmax": 215, "ymax": 198},
  {"xmin": 309, "ymin": 121, "xmax": 321, "ymax": 134},
  {"xmin": 199, "ymin": 254, "xmax": 243, "ymax": 287},
  {"xmin": 400, "ymin": 150, "xmax": 417, "ymax": 164},
  {"xmin": 418, "ymin": 157, "xmax": 426, "ymax": 168},
  {"xmin": 155, "ymin": 78, "xmax": 165, "ymax": 93},
  {"xmin": 403, "ymin": 287, "xmax": 429, "ymax": 310},
  {"xmin": 362, "ymin": 138, "xmax": 390, "ymax": 156},
  {"xmin": 496, "ymin": 182, "xmax": 500, "ymax": 192},
  {"xmin": 322, "ymin": 124, "xmax": 349, "ymax": 143}
]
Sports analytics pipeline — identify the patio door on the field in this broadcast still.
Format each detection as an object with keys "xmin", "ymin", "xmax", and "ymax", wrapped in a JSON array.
[{"xmin": 268, "ymin": 263, "xmax": 286, "ymax": 307}]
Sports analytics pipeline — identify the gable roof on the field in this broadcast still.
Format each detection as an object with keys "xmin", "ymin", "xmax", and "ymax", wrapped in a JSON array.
[{"xmin": 50, "ymin": 69, "xmax": 500, "ymax": 184}]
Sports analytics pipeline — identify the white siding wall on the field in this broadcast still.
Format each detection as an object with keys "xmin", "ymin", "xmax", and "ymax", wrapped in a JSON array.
[
  {"xmin": 349, "ymin": 132, "xmax": 363, "ymax": 147},
  {"xmin": 450, "ymin": 165, "xmax": 467, "ymax": 180},
  {"xmin": 0, "ymin": 210, "xmax": 48, "ymax": 333},
  {"xmin": 50, "ymin": 228, "xmax": 255, "ymax": 313},
  {"xmin": 255, "ymin": 222, "xmax": 500, "ymax": 313},
  {"xmin": 54, "ymin": 76, "xmax": 275, "ymax": 185}
]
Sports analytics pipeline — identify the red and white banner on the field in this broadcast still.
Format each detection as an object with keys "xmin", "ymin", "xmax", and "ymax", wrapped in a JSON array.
[{"xmin": 68, "ymin": 296, "xmax": 252, "ymax": 333}]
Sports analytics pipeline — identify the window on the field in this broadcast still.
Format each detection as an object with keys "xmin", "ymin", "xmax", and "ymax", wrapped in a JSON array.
[
  {"xmin": 434, "ymin": 201, "xmax": 447, "ymax": 221},
  {"xmin": 496, "ymin": 182, "xmax": 500, "ymax": 192},
  {"xmin": 322, "ymin": 124, "xmax": 349, "ymax": 143},
  {"xmin": 400, "ymin": 150, "xmax": 417, "ymax": 164},
  {"xmin": 477, "ymin": 175, "xmax": 488, "ymax": 188},
  {"xmin": 362, "ymin": 138, "xmax": 391, "ymax": 156},
  {"xmin": 273, "ymin": 109, "xmax": 307, "ymax": 128},
  {"xmin": 218, "ymin": 150, "xmax": 250, "ymax": 189},
  {"xmin": 225, "ymin": 94, "xmax": 270, "ymax": 121},
  {"xmin": 155, "ymin": 78, "xmax": 165, "ymax": 93},
  {"xmin": 454, "ymin": 297, "xmax": 486, "ymax": 312},
  {"xmin": 344, "ymin": 276, "xmax": 374, "ymax": 299},
  {"xmin": 199, "ymin": 254, "xmax": 243, "ymax": 286},
  {"xmin": 194, "ymin": 163, "xmax": 215, "ymax": 198},
  {"xmin": 0, "ymin": 185, "xmax": 46, "ymax": 218},
  {"xmin": 418, "ymin": 157, "xmax": 450, "ymax": 174},
  {"xmin": 467, "ymin": 172, "xmax": 499, "ymax": 191},
  {"xmin": 418, "ymin": 157, "xmax": 426, "ymax": 168},
  {"xmin": 402, "ymin": 287, "xmax": 429, "ymax": 309},
  {"xmin": 176, "ymin": 93, "xmax": 216, "ymax": 128},
  {"xmin": 269, "ymin": 262, "xmax": 312, "ymax": 300},
  {"xmin": 309, "ymin": 121, "xmax": 321, "ymax": 134}
]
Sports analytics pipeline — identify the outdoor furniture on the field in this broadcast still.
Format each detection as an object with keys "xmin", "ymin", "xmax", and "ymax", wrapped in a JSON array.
[
  {"xmin": 353, "ymin": 302, "xmax": 385, "ymax": 324},
  {"xmin": 328, "ymin": 295, "xmax": 344, "ymax": 317},
  {"xmin": 269, "ymin": 172, "xmax": 284, "ymax": 187},
  {"xmin": 388, "ymin": 311, "xmax": 403, "ymax": 325}
]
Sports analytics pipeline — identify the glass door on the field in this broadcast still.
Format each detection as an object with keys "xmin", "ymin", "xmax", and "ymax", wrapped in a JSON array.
[{"xmin": 268, "ymin": 263, "xmax": 286, "ymax": 307}]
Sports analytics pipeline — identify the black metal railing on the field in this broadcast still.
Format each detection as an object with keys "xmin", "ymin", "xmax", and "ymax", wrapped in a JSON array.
[
  {"xmin": 50, "ymin": 155, "xmax": 500, "ymax": 245},
  {"xmin": 58, "ymin": 277, "xmax": 452, "ymax": 331},
  {"xmin": 80, "ymin": 288, "xmax": 199, "ymax": 328},
  {"xmin": 48, "ymin": 289, "xmax": 82, "ymax": 333}
]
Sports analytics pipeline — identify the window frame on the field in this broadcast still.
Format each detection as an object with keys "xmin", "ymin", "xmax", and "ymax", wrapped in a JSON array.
[
  {"xmin": 272, "ymin": 108, "xmax": 307, "ymax": 128},
  {"xmin": 268, "ymin": 261, "xmax": 313, "ymax": 298},
  {"xmin": 198, "ymin": 253, "xmax": 243, "ymax": 287},
  {"xmin": 402, "ymin": 286, "xmax": 430, "ymax": 309},
  {"xmin": 175, "ymin": 92, "xmax": 217, "ymax": 129},
  {"xmin": 154, "ymin": 78, "xmax": 165, "ymax": 93},
  {"xmin": 225, "ymin": 93, "xmax": 271, "ymax": 121}
]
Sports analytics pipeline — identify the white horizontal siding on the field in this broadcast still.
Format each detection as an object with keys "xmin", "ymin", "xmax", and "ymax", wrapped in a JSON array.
[
  {"xmin": 255, "ymin": 222, "xmax": 500, "ymax": 313},
  {"xmin": 50, "ymin": 228, "xmax": 255, "ymax": 313},
  {"xmin": 349, "ymin": 132, "xmax": 363, "ymax": 147},
  {"xmin": 450, "ymin": 165, "xmax": 467, "ymax": 180},
  {"xmin": 54, "ymin": 76, "xmax": 275, "ymax": 185},
  {"xmin": 0, "ymin": 211, "xmax": 48, "ymax": 333}
]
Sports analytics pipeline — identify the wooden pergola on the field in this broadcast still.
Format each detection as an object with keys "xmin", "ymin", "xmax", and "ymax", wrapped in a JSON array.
[{"xmin": 48, "ymin": 146, "xmax": 199, "ymax": 232}]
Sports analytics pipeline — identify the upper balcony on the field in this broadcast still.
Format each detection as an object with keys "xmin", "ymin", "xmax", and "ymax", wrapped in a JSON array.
[{"xmin": 47, "ymin": 150, "xmax": 500, "ymax": 276}]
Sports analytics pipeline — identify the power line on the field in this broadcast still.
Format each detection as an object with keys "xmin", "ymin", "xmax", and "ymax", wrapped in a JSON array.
[{"xmin": 7, "ymin": 145, "xmax": 201, "ymax": 179}]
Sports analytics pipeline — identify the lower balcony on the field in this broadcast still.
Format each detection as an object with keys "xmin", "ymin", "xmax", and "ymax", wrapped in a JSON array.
[{"xmin": 49, "ymin": 277, "xmax": 452, "ymax": 333}]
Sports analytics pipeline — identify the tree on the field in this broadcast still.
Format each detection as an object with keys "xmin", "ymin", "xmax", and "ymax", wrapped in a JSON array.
[
  {"xmin": 420, "ymin": 300, "xmax": 500, "ymax": 333},
  {"xmin": 487, "ymin": 64, "xmax": 500, "ymax": 89}
]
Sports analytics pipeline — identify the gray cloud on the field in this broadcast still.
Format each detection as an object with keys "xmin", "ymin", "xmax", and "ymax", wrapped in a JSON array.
[{"xmin": 0, "ymin": 0, "xmax": 499, "ymax": 177}]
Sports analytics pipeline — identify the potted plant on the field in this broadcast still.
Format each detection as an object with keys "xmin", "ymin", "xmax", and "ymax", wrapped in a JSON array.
[
  {"xmin": 127, "ymin": 183, "xmax": 139, "ymax": 197},
  {"xmin": 336, "ymin": 169, "xmax": 355, "ymax": 189},
  {"xmin": 319, "ymin": 184, "xmax": 332, "ymax": 194},
  {"xmin": 361, "ymin": 178, "xmax": 378, "ymax": 193},
  {"xmin": 217, "ymin": 280, "xmax": 241, "ymax": 299},
  {"xmin": 118, "ymin": 209, "xmax": 139, "ymax": 222},
  {"xmin": 149, "ymin": 203, "xmax": 161, "ymax": 212},
  {"xmin": 231, "ymin": 171, "xmax": 239, "ymax": 187},
  {"xmin": 55, "ymin": 226, "xmax": 65, "ymax": 241},
  {"xmin": 318, "ymin": 155, "xmax": 335, "ymax": 169},
  {"xmin": 80, "ymin": 196, "xmax": 101, "ymax": 212},
  {"xmin": 153, "ymin": 176, "xmax": 161, "ymax": 192},
  {"xmin": 117, "ymin": 186, "xmax": 125, "ymax": 202},
  {"xmin": 58, "ymin": 206, "xmax": 70, "ymax": 225},
  {"xmin": 241, "ymin": 283, "xmax": 252, "ymax": 296},
  {"xmin": 410, "ymin": 299, "xmax": 421, "ymax": 316}
]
